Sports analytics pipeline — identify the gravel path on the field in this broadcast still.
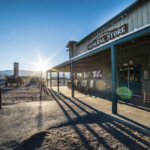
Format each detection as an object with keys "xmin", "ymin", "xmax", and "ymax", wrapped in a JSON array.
[
  {"xmin": 14, "ymin": 114, "xmax": 150, "ymax": 150},
  {"xmin": 0, "ymin": 82, "xmax": 150, "ymax": 150}
]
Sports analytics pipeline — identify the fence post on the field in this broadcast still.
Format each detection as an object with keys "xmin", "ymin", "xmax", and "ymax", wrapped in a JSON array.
[{"xmin": 0, "ymin": 87, "xmax": 2, "ymax": 109}]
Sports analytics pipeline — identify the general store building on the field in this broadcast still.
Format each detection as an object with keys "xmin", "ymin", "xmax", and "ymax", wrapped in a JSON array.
[{"xmin": 47, "ymin": 0, "xmax": 150, "ymax": 114}]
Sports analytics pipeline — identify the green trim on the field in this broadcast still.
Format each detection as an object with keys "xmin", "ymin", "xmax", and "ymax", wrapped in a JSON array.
[{"xmin": 111, "ymin": 45, "xmax": 117, "ymax": 114}]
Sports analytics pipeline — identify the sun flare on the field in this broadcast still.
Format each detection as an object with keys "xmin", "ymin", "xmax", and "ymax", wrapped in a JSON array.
[{"xmin": 36, "ymin": 62, "xmax": 48, "ymax": 71}]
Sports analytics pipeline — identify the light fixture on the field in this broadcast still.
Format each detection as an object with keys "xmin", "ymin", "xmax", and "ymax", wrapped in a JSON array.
[
  {"xmin": 129, "ymin": 60, "xmax": 133, "ymax": 65},
  {"xmin": 123, "ymin": 61, "xmax": 128, "ymax": 66}
]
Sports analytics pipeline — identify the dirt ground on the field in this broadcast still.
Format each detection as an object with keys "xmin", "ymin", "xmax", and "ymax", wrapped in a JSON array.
[
  {"xmin": 14, "ymin": 114, "xmax": 150, "ymax": 150},
  {"xmin": 2, "ymin": 81, "xmax": 66, "ymax": 103},
  {"xmin": 1, "ymin": 81, "xmax": 150, "ymax": 150}
]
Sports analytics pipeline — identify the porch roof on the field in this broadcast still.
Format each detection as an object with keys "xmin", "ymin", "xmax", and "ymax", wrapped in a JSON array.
[
  {"xmin": 75, "ymin": 0, "xmax": 141, "ymax": 46},
  {"xmin": 48, "ymin": 24, "xmax": 150, "ymax": 72}
]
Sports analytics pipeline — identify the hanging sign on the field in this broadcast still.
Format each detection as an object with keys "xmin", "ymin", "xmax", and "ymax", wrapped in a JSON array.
[{"xmin": 88, "ymin": 24, "xmax": 128, "ymax": 50}]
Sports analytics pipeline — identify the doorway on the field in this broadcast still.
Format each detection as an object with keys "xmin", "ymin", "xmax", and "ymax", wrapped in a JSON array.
[{"xmin": 118, "ymin": 65, "xmax": 142, "ymax": 96}]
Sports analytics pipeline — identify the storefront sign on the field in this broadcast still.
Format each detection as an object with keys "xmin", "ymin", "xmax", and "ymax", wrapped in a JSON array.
[{"xmin": 88, "ymin": 24, "xmax": 128, "ymax": 50}]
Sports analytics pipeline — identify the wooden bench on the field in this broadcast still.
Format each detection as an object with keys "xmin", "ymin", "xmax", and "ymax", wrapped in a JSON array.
[
  {"xmin": 81, "ymin": 80, "xmax": 87, "ymax": 92},
  {"xmin": 74, "ymin": 80, "xmax": 78, "ymax": 90},
  {"xmin": 87, "ymin": 80, "xmax": 93, "ymax": 93},
  {"xmin": 144, "ymin": 92, "xmax": 150, "ymax": 104}
]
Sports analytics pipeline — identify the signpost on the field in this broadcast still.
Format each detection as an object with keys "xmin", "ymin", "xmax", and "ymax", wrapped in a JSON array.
[{"xmin": 14, "ymin": 63, "xmax": 19, "ymax": 77}]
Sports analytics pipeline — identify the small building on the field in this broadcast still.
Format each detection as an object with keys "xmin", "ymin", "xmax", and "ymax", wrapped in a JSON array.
[{"xmin": 47, "ymin": 0, "xmax": 150, "ymax": 114}]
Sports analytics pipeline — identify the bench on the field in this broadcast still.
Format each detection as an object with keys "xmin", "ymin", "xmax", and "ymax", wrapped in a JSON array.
[{"xmin": 144, "ymin": 92, "xmax": 150, "ymax": 104}]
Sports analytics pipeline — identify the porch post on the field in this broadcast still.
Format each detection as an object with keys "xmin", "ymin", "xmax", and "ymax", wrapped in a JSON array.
[
  {"xmin": 46, "ymin": 70, "xmax": 48, "ymax": 87},
  {"xmin": 149, "ymin": 52, "xmax": 150, "ymax": 68},
  {"xmin": 50, "ymin": 71, "xmax": 52, "ymax": 88},
  {"xmin": 57, "ymin": 71, "xmax": 59, "ymax": 92},
  {"xmin": 71, "ymin": 61, "xmax": 74, "ymax": 98},
  {"xmin": 63, "ymin": 72, "xmax": 65, "ymax": 86},
  {"xmin": 111, "ymin": 45, "xmax": 117, "ymax": 114}
]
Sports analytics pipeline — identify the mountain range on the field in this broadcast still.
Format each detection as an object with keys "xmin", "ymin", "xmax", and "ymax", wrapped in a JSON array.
[
  {"xmin": 0, "ymin": 70, "xmax": 42, "ymax": 76},
  {"xmin": 0, "ymin": 70, "xmax": 70, "ymax": 77}
]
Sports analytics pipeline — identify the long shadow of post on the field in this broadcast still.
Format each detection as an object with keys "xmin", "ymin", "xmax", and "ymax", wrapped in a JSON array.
[
  {"xmin": 73, "ymin": 97, "xmax": 150, "ymax": 148},
  {"xmin": 52, "ymin": 90, "xmax": 112, "ymax": 149},
  {"xmin": 48, "ymin": 89, "xmax": 95, "ymax": 149},
  {"xmin": 36, "ymin": 84, "xmax": 43, "ymax": 129},
  {"xmin": 49, "ymin": 89, "xmax": 150, "ymax": 149}
]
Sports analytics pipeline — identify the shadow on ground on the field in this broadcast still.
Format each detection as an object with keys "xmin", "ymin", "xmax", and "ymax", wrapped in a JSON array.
[
  {"xmin": 14, "ymin": 87, "xmax": 150, "ymax": 150},
  {"xmin": 14, "ymin": 132, "xmax": 47, "ymax": 150}
]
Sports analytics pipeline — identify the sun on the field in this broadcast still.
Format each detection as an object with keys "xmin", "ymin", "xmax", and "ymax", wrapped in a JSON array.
[
  {"xmin": 36, "ymin": 62, "xmax": 48, "ymax": 71},
  {"xmin": 25, "ymin": 50, "xmax": 55, "ymax": 77}
]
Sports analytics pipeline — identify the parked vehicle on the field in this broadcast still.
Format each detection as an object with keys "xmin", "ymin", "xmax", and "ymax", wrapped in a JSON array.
[{"xmin": 5, "ymin": 75, "xmax": 23, "ymax": 87}]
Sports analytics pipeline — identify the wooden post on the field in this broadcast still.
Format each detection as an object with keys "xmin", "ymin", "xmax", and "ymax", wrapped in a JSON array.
[
  {"xmin": 49, "ymin": 71, "xmax": 50, "ymax": 88},
  {"xmin": 111, "ymin": 45, "xmax": 117, "ymax": 114},
  {"xmin": 63, "ymin": 72, "xmax": 65, "ymax": 86},
  {"xmin": 71, "ymin": 61, "xmax": 74, "ymax": 98},
  {"xmin": 50, "ymin": 71, "xmax": 52, "ymax": 89},
  {"xmin": 57, "ymin": 71, "xmax": 59, "ymax": 92},
  {"xmin": 0, "ymin": 87, "xmax": 2, "ymax": 109},
  {"xmin": 46, "ymin": 71, "xmax": 48, "ymax": 88}
]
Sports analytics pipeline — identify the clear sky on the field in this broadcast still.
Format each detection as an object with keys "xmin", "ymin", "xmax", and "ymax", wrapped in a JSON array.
[{"xmin": 0, "ymin": 0, "xmax": 135, "ymax": 71}]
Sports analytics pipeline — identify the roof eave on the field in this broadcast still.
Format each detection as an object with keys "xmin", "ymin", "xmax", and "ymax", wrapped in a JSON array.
[{"xmin": 75, "ymin": 0, "xmax": 141, "ymax": 46}]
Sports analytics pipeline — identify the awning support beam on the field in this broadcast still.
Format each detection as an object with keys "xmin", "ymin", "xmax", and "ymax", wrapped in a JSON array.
[
  {"xmin": 63, "ymin": 72, "xmax": 65, "ymax": 86},
  {"xmin": 50, "ymin": 71, "xmax": 52, "ymax": 89},
  {"xmin": 71, "ymin": 61, "xmax": 74, "ymax": 98},
  {"xmin": 111, "ymin": 45, "xmax": 117, "ymax": 114},
  {"xmin": 57, "ymin": 71, "xmax": 59, "ymax": 92},
  {"xmin": 46, "ymin": 71, "xmax": 48, "ymax": 87}
]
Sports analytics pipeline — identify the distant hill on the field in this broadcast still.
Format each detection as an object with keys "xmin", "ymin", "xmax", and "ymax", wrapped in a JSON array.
[
  {"xmin": 0, "ymin": 70, "xmax": 41, "ymax": 76},
  {"xmin": 0, "ymin": 70, "xmax": 70, "ymax": 77}
]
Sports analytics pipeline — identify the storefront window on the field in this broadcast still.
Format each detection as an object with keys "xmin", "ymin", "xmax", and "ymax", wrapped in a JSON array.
[
  {"xmin": 124, "ymin": 68, "xmax": 128, "ymax": 81},
  {"xmin": 93, "ymin": 70, "xmax": 102, "ymax": 79},
  {"xmin": 135, "ymin": 67, "xmax": 140, "ymax": 82},
  {"xmin": 83, "ymin": 71, "xmax": 90, "ymax": 79},
  {"xmin": 77, "ymin": 72, "xmax": 83, "ymax": 79},
  {"xmin": 73, "ymin": 73, "xmax": 77, "ymax": 79},
  {"xmin": 130, "ymin": 67, "xmax": 134, "ymax": 82},
  {"xmin": 119, "ymin": 68, "xmax": 123, "ymax": 81},
  {"xmin": 144, "ymin": 70, "xmax": 150, "ymax": 80}
]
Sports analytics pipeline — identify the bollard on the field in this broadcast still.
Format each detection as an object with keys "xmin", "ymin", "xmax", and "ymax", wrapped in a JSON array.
[{"xmin": 0, "ymin": 87, "xmax": 2, "ymax": 109}]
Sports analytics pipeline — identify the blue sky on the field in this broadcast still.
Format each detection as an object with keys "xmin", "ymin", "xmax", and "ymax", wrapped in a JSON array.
[{"xmin": 0, "ymin": 0, "xmax": 135, "ymax": 71}]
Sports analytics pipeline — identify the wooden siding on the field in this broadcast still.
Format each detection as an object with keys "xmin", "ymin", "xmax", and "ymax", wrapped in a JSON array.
[
  {"xmin": 74, "ymin": 0, "xmax": 150, "ymax": 57},
  {"xmin": 74, "ymin": 41, "xmax": 150, "ymax": 97}
]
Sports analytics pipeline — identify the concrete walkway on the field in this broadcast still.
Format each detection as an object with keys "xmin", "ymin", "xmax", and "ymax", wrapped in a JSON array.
[{"xmin": 51, "ymin": 86, "xmax": 150, "ymax": 134}]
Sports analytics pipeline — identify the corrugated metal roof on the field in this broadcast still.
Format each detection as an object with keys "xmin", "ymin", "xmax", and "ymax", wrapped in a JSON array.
[{"xmin": 75, "ymin": 0, "xmax": 140, "ymax": 46}]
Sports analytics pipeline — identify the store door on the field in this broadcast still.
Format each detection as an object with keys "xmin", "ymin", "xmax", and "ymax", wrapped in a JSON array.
[{"xmin": 118, "ymin": 65, "xmax": 142, "ymax": 96}]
